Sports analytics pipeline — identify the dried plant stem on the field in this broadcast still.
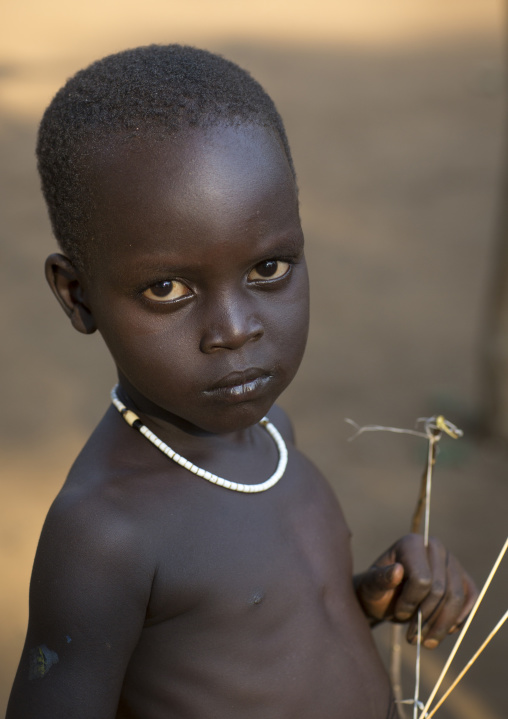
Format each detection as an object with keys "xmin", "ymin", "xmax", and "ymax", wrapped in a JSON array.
[
  {"xmin": 346, "ymin": 416, "xmax": 461, "ymax": 719},
  {"xmin": 419, "ymin": 537, "xmax": 508, "ymax": 719},
  {"xmin": 411, "ymin": 435, "xmax": 438, "ymax": 719},
  {"xmin": 392, "ymin": 434, "xmax": 439, "ymax": 719},
  {"xmin": 425, "ymin": 608, "xmax": 508, "ymax": 719}
]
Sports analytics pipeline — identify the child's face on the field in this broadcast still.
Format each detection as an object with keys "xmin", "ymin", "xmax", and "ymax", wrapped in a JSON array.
[{"xmin": 80, "ymin": 124, "xmax": 309, "ymax": 434}]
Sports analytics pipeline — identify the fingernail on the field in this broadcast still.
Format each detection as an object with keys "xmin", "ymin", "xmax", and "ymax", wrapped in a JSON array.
[
  {"xmin": 449, "ymin": 625, "xmax": 457, "ymax": 634},
  {"xmin": 424, "ymin": 639, "xmax": 438, "ymax": 649},
  {"xmin": 398, "ymin": 612, "xmax": 411, "ymax": 621}
]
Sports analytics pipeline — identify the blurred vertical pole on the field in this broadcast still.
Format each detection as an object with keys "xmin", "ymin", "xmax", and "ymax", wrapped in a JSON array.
[
  {"xmin": 480, "ymin": 235, "xmax": 508, "ymax": 440},
  {"xmin": 479, "ymin": 124, "xmax": 508, "ymax": 440},
  {"xmin": 479, "ymin": 5, "xmax": 508, "ymax": 440}
]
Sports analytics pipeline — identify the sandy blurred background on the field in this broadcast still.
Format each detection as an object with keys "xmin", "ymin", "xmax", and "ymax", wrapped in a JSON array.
[{"xmin": 1, "ymin": 1, "xmax": 507, "ymax": 717}]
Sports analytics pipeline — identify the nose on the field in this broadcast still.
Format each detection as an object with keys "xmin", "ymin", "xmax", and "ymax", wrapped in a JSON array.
[{"xmin": 199, "ymin": 295, "xmax": 264, "ymax": 353}]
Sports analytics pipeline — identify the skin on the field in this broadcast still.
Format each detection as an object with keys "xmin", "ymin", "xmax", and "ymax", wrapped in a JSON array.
[{"xmin": 7, "ymin": 124, "xmax": 476, "ymax": 719}]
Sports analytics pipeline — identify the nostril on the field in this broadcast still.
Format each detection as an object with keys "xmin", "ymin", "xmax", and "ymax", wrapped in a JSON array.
[{"xmin": 200, "ymin": 315, "xmax": 264, "ymax": 353}]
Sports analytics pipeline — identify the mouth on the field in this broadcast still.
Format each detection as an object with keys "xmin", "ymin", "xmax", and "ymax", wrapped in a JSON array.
[{"xmin": 203, "ymin": 368, "xmax": 273, "ymax": 402}]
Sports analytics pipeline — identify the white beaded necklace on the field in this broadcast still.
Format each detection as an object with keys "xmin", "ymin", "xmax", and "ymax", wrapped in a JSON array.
[{"xmin": 111, "ymin": 386, "xmax": 288, "ymax": 493}]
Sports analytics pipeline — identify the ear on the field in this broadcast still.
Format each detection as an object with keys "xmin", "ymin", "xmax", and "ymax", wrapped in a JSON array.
[{"xmin": 45, "ymin": 253, "xmax": 97, "ymax": 334}]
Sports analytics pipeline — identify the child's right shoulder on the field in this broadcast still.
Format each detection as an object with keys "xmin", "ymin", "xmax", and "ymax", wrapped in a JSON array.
[
  {"xmin": 10, "ymin": 411, "xmax": 161, "ymax": 719},
  {"xmin": 43, "ymin": 405, "xmax": 170, "ymax": 560},
  {"xmin": 42, "ymin": 466, "xmax": 155, "ymax": 581}
]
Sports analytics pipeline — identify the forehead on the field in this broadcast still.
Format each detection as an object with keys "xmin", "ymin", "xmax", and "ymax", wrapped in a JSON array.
[{"xmin": 86, "ymin": 124, "xmax": 299, "ymax": 263}]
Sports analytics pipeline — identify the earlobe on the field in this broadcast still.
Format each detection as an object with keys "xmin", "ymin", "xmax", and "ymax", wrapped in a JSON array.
[{"xmin": 45, "ymin": 253, "xmax": 97, "ymax": 335}]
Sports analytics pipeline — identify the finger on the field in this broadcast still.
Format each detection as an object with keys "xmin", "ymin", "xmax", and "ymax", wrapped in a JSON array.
[
  {"xmin": 391, "ymin": 534, "xmax": 435, "ymax": 621},
  {"xmin": 355, "ymin": 563, "xmax": 405, "ymax": 622},
  {"xmin": 418, "ymin": 554, "xmax": 470, "ymax": 647},
  {"xmin": 405, "ymin": 541, "xmax": 448, "ymax": 641},
  {"xmin": 359, "ymin": 563, "xmax": 404, "ymax": 601},
  {"xmin": 452, "ymin": 572, "xmax": 478, "ymax": 629}
]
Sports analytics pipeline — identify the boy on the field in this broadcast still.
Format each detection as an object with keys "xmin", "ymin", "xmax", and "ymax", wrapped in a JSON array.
[{"xmin": 7, "ymin": 45, "xmax": 476, "ymax": 719}]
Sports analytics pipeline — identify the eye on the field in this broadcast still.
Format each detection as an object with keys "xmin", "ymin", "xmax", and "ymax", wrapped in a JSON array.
[
  {"xmin": 247, "ymin": 260, "xmax": 290, "ymax": 282},
  {"xmin": 142, "ymin": 279, "xmax": 192, "ymax": 303}
]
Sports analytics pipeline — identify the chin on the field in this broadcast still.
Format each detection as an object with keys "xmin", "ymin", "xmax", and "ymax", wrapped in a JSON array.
[{"xmin": 195, "ymin": 401, "xmax": 276, "ymax": 435}]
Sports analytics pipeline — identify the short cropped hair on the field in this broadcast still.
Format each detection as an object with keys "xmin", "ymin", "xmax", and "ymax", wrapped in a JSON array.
[{"xmin": 37, "ymin": 44, "xmax": 296, "ymax": 269}]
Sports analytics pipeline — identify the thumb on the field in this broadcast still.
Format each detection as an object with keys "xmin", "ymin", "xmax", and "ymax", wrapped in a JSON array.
[{"xmin": 359, "ymin": 562, "xmax": 404, "ymax": 601}]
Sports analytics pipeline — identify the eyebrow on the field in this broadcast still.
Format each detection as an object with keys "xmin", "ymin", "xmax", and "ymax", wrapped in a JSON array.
[
  {"xmin": 121, "ymin": 230, "xmax": 305, "ymax": 277},
  {"xmin": 253, "ymin": 231, "xmax": 304, "ymax": 256}
]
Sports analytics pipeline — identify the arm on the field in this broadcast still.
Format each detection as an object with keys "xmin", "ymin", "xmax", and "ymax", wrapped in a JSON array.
[
  {"xmin": 7, "ymin": 488, "xmax": 153, "ymax": 719},
  {"xmin": 353, "ymin": 534, "xmax": 478, "ymax": 647}
]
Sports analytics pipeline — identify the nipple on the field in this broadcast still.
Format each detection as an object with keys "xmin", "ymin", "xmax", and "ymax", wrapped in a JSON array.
[{"xmin": 249, "ymin": 590, "xmax": 265, "ymax": 606}]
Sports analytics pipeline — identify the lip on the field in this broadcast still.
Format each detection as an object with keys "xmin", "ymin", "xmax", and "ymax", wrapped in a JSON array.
[{"xmin": 203, "ymin": 368, "xmax": 273, "ymax": 402}]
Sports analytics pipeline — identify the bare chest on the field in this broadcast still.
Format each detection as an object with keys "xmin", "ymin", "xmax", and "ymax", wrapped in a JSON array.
[
  {"xmin": 119, "ymin": 450, "xmax": 391, "ymax": 719},
  {"xmin": 146, "ymin": 451, "xmax": 353, "ymax": 625}
]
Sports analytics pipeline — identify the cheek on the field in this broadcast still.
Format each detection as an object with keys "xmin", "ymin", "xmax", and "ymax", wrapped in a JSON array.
[
  {"xmin": 96, "ymin": 305, "xmax": 195, "ymax": 382},
  {"xmin": 269, "ymin": 272, "xmax": 310, "ymax": 368},
  {"xmin": 93, "ymin": 268, "xmax": 309, "ymax": 399}
]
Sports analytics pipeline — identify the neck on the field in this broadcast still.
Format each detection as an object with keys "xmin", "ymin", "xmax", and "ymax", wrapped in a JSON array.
[
  {"xmin": 115, "ymin": 378, "xmax": 258, "ymax": 455},
  {"xmin": 110, "ymin": 385, "xmax": 288, "ymax": 493}
]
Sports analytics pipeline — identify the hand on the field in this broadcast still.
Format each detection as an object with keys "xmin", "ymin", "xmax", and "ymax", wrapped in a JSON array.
[{"xmin": 354, "ymin": 534, "xmax": 478, "ymax": 648}]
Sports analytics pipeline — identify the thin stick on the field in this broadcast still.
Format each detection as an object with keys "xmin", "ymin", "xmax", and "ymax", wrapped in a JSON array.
[
  {"xmin": 425, "ymin": 608, "xmax": 508, "ymax": 719},
  {"xmin": 345, "ymin": 416, "xmax": 457, "ymax": 719},
  {"xmin": 423, "ymin": 436, "xmax": 437, "ymax": 546},
  {"xmin": 412, "ymin": 434, "xmax": 437, "ymax": 718},
  {"xmin": 345, "ymin": 419, "xmax": 428, "ymax": 442},
  {"xmin": 391, "ymin": 437, "xmax": 432, "ymax": 719},
  {"xmin": 392, "ymin": 430, "xmax": 439, "ymax": 718},
  {"xmin": 413, "ymin": 611, "xmax": 423, "ymax": 719},
  {"xmin": 418, "ymin": 537, "xmax": 508, "ymax": 719}
]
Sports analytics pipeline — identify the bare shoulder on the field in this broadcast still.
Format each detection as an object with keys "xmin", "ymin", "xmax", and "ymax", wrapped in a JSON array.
[
  {"xmin": 45, "ymin": 421, "xmax": 152, "ymax": 559},
  {"xmin": 27, "ymin": 404, "xmax": 168, "ymax": 633},
  {"xmin": 267, "ymin": 403, "xmax": 295, "ymax": 443},
  {"xmin": 7, "ymin": 413, "xmax": 159, "ymax": 719},
  {"xmin": 42, "ymin": 471, "xmax": 154, "ymax": 574},
  {"xmin": 31, "ymin": 459, "xmax": 157, "ymax": 635}
]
